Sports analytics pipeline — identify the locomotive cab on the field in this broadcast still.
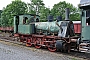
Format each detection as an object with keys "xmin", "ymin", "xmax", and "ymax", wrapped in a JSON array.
[
  {"xmin": 78, "ymin": 0, "xmax": 90, "ymax": 52},
  {"xmin": 14, "ymin": 14, "xmax": 39, "ymax": 36},
  {"xmin": 79, "ymin": 0, "xmax": 90, "ymax": 43}
]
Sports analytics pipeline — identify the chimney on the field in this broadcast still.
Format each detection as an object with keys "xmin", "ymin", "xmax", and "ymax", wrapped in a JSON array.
[{"xmin": 65, "ymin": 8, "xmax": 70, "ymax": 20}]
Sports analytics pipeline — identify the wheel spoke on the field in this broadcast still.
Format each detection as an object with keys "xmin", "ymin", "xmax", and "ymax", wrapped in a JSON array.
[
  {"xmin": 35, "ymin": 38, "xmax": 41, "ymax": 49},
  {"xmin": 48, "ymin": 43, "xmax": 56, "ymax": 52},
  {"xmin": 26, "ymin": 38, "xmax": 32, "ymax": 47}
]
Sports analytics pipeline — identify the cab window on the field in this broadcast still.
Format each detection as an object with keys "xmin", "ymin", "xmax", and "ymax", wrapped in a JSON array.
[
  {"xmin": 86, "ymin": 17, "xmax": 90, "ymax": 26},
  {"xmin": 86, "ymin": 10, "xmax": 90, "ymax": 26},
  {"xmin": 23, "ymin": 17, "xmax": 28, "ymax": 24}
]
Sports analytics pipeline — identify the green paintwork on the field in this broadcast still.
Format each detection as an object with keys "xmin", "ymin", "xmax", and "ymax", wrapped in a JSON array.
[
  {"xmin": 35, "ymin": 21, "xmax": 62, "ymax": 33},
  {"xmin": 14, "ymin": 25, "xmax": 16, "ymax": 33},
  {"xmin": 14, "ymin": 16, "xmax": 16, "ymax": 33},
  {"xmin": 18, "ymin": 24, "xmax": 35, "ymax": 34},
  {"xmin": 18, "ymin": 25, "xmax": 31, "ymax": 34},
  {"xmin": 19, "ymin": 15, "xmax": 32, "ymax": 25},
  {"xmin": 14, "ymin": 14, "xmax": 39, "ymax": 34},
  {"xmin": 81, "ymin": 10, "xmax": 90, "ymax": 41}
]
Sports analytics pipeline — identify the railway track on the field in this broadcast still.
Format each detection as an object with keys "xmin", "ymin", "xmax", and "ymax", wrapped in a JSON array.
[
  {"xmin": 0, "ymin": 32, "xmax": 23, "ymax": 45},
  {"xmin": 0, "ymin": 32, "xmax": 90, "ymax": 60}
]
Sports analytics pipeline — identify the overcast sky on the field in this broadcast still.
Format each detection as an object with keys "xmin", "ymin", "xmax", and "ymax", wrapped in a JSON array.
[{"xmin": 0, "ymin": 0, "xmax": 80, "ymax": 10}]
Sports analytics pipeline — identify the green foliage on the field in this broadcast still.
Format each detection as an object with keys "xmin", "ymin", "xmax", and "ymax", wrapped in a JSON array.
[
  {"xmin": 70, "ymin": 11, "xmax": 80, "ymax": 21},
  {"xmin": 27, "ymin": 1, "xmax": 80, "ymax": 21},
  {"xmin": 31, "ymin": 0, "xmax": 44, "ymax": 5},
  {"xmin": 0, "ymin": 18, "xmax": 1, "ymax": 26},
  {"xmin": 1, "ymin": 0, "xmax": 27, "ymax": 26},
  {"xmin": 39, "ymin": 6, "xmax": 50, "ymax": 22},
  {"xmin": 51, "ymin": 1, "xmax": 80, "ymax": 21},
  {"xmin": 28, "ymin": 0, "xmax": 50, "ymax": 21},
  {"xmin": 0, "ymin": 10, "xmax": 2, "ymax": 18},
  {"xmin": 1, "ymin": 0, "xmax": 81, "ymax": 26},
  {"xmin": 28, "ymin": 0, "xmax": 44, "ymax": 14}
]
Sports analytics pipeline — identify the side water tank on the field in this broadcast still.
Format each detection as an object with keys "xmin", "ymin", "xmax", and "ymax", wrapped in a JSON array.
[
  {"xmin": 56, "ymin": 16, "xmax": 62, "ymax": 21},
  {"xmin": 47, "ymin": 15, "xmax": 53, "ymax": 22}
]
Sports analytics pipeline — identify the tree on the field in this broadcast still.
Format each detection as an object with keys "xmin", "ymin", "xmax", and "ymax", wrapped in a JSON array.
[
  {"xmin": 0, "ymin": 10, "xmax": 2, "ymax": 26},
  {"xmin": 70, "ymin": 8, "xmax": 80, "ymax": 20},
  {"xmin": 39, "ymin": 6, "xmax": 50, "ymax": 22},
  {"xmin": 28, "ymin": 0, "xmax": 44, "ymax": 15},
  {"xmin": 0, "ymin": 10, "xmax": 2, "ymax": 18},
  {"xmin": 27, "ymin": 0, "xmax": 50, "ymax": 21},
  {"xmin": 51, "ymin": 1, "xmax": 80, "ymax": 21},
  {"xmin": 27, "ymin": 3, "xmax": 36, "ymax": 14},
  {"xmin": 1, "ymin": 0, "xmax": 27, "ymax": 26}
]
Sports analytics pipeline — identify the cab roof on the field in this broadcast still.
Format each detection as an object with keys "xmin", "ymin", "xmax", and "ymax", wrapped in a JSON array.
[{"xmin": 79, "ymin": 0, "xmax": 90, "ymax": 9}]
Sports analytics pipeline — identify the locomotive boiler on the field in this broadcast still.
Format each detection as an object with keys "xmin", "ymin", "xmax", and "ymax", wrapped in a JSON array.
[
  {"xmin": 35, "ymin": 15, "xmax": 62, "ymax": 34},
  {"xmin": 35, "ymin": 22, "xmax": 61, "ymax": 35}
]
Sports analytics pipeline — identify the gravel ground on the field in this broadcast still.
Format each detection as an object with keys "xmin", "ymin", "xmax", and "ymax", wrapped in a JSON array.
[{"xmin": 0, "ymin": 41, "xmax": 85, "ymax": 60}]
